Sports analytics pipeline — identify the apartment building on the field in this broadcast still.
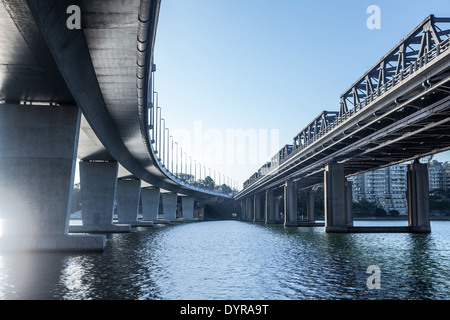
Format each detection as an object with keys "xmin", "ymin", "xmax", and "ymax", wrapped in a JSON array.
[{"xmin": 350, "ymin": 160, "xmax": 450, "ymax": 215}]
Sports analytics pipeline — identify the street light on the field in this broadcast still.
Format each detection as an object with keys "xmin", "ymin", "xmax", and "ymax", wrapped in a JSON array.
[
  {"xmin": 193, "ymin": 159, "xmax": 197, "ymax": 182},
  {"xmin": 184, "ymin": 152, "xmax": 187, "ymax": 180},
  {"xmin": 175, "ymin": 141, "xmax": 178, "ymax": 176},
  {"xmin": 180, "ymin": 147, "xmax": 183, "ymax": 178},
  {"xmin": 157, "ymin": 106, "xmax": 161, "ymax": 156},
  {"xmin": 152, "ymin": 91, "xmax": 158, "ymax": 142},
  {"xmin": 165, "ymin": 127, "xmax": 169, "ymax": 167},
  {"xmin": 189, "ymin": 156, "xmax": 192, "ymax": 182},
  {"xmin": 170, "ymin": 135, "xmax": 174, "ymax": 173},
  {"xmin": 162, "ymin": 118, "xmax": 165, "ymax": 166}
]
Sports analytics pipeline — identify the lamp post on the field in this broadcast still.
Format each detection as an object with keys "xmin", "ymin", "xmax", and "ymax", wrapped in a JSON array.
[
  {"xmin": 157, "ymin": 106, "xmax": 161, "ymax": 157},
  {"xmin": 180, "ymin": 147, "xmax": 183, "ymax": 178},
  {"xmin": 165, "ymin": 127, "xmax": 169, "ymax": 167},
  {"xmin": 170, "ymin": 136, "xmax": 174, "ymax": 173},
  {"xmin": 175, "ymin": 141, "xmax": 178, "ymax": 177},
  {"xmin": 152, "ymin": 91, "xmax": 158, "ymax": 143},
  {"xmin": 193, "ymin": 159, "xmax": 197, "ymax": 182},
  {"xmin": 184, "ymin": 152, "xmax": 187, "ymax": 181},
  {"xmin": 189, "ymin": 156, "xmax": 192, "ymax": 182},
  {"xmin": 161, "ymin": 118, "xmax": 165, "ymax": 166}
]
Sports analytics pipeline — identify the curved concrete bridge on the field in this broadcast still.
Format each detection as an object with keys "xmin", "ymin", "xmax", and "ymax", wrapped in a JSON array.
[{"xmin": 0, "ymin": 0, "xmax": 231, "ymax": 252}]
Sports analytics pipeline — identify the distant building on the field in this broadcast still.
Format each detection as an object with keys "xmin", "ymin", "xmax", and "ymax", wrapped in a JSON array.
[
  {"xmin": 349, "ymin": 164, "xmax": 408, "ymax": 215},
  {"xmin": 350, "ymin": 160, "xmax": 450, "ymax": 215},
  {"xmin": 428, "ymin": 160, "xmax": 446, "ymax": 192},
  {"xmin": 445, "ymin": 162, "xmax": 450, "ymax": 192},
  {"xmin": 428, "ymin": 160, "xmax": 450, "ymax": 193}
]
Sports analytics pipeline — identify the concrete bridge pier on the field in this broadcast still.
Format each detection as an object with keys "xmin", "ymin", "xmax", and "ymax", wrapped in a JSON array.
[
  {"xmin": 116, "ymin": 179, "xmax": 153, "ymax": 227},
  {"xmin": 284, "ymin": 180, "xmax": 299, "ymax": 227},
  {"xmin": 306, "ymin": 189, "xmax": 315, "ymax": 222},
  {"xmin": 181, "ymin": 196, "xmax": 195, "ymax": 220},
  {"xmin": 324, "ymin": 163, "xmax": 353, "ymax": 233},
  {"xmin": 254, "ymin": 194, "xmax": 264, "ymax": 222},
  {"xmin": 141, "ymin": 187, "xmax": 164, "ymax": 222},
  {"xmin": 70, "ymin": 161, "xmax": 131, "ymax": 233},
  {"xmin": 240, "ymin": 200, "xmax": 245, "ymax": 220},
  {"xmin": 0, "ymin": 104, "xmax": 105, "ymax": 252},
  {"xmin": 244, "ymin": 197, "xmax": 253, "ymax": 221},
  {"xmin": 240, "ymin": 200, "xmax": 246, "ymax": 220},
  {"xmin": 162, "ymin": 192, "xmax": 178, "ymax": 221},
  {"xmin": 407, "ymin": 161, "xmax": 431, "ymax": 233},
  {"xmin": 265, "ymin": 189, "xmax": 277, "ymax": 224}
]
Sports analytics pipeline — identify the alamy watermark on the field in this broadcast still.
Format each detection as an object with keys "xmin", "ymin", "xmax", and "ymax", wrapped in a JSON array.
[
  {"xmin": 366, "ymin": 265, "xmax": 381, "ymax": 289},
  {"xmin": 367, "ymin": 5, "xmax": 381, "ymax": 30},
  {"xmin": 172, "ymin": 121, "xmax": 280, "ymax": 166},
  {"xmin": 66, "ymin": 5, "xmax": 81, "ymax": 30}
]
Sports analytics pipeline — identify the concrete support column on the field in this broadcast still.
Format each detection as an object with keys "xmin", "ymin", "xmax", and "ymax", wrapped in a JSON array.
[
  {"xmin": 181, "ymin": 197, "xmax": 195, "ymax": 220},
  {"xmin": 254, "ymin": 194, "xmax": 264, "ymax": 222},
  {"xmin": 245, "ymin": 197, "xmax": 253, "ymax": 221},
  {"xmin": 240, "ymin": 200, "xmax": 246, "ymax": 220},
  {"xmin": 0, "ymin": 104, "xmax": 105, "ymax": 251},
  {"xmin": 162, "ymin": 193, "xmax": 178, "ymax": 221},
  {"xmin": 284, "ymin": 180, "xmax": 299, "ymax": 227},
  {"xmin": 324, "ymin": 163, "xmax": 353, "ymax": 232},
  {"xmin": 306, "ymin": 189, "xmax": 315, "ymax": 222},
  {"xmin": 141, "ymin": 188, "xmax": 160, "ymax": 221},
  {"xmin": 274, "ymin": 197, "xmax": 281, "ymax": 222},
  {"xmin": 116, "ymin": 179, "xmax": 153, "ymax": 227},
  {"xmin": 73, "ymin": 161, "xmax": 130, "ymax": 233},
  {"xmin": 265, "ymin": 189, "xmax": 276, "ymax": 224},
  {"xmin": 407, "ymin": 161, "xmax": 431, "ymax": 233},
  {"xmin": 345, "ymin": 180, "xmax": 354, "ymax": 228}
]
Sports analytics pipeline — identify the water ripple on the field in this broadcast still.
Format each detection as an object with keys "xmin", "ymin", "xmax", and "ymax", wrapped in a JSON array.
[{"xmin": 0, "ymin": 220, "xmax": 449, "ymax": 299}]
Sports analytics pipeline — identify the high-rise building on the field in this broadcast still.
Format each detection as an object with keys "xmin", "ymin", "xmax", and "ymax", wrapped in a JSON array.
[
  {"xmin": 444, "ymin": 162, "xmax": 450, "ymax": 192},
  {"xmin": 350, "ymin": 160, "xmax": 450, "ymax": 215},
  {"xmin": 428, "ymin": 160, "xmax": 447, "ymax": 192},
  {"xmin": 349, "ymin": 164, "xmax": 408, "ymax": 215}
]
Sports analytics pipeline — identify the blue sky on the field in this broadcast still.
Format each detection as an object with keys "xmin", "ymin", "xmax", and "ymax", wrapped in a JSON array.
[{"xmin": 152, "ymin": 0, "xmax": 450, "ymax": 187}]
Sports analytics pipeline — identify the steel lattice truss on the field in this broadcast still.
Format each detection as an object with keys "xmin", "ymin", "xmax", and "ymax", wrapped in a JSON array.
[
  {"xmin": 240, "ymin": 15, "xmax": 450, "ymax": 195},
  {"xmin": 340, "ymin": 15, "xmax": 450, "ymax": 117},
  {"xmin": 293, "ymin": 111, "xmax": 339, "ymax": 151}
]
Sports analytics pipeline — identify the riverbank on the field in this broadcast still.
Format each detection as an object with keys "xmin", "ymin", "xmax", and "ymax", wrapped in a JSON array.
[{"xmin": 354, "ymin": 215, "xmax": 450, "ymax": 221}]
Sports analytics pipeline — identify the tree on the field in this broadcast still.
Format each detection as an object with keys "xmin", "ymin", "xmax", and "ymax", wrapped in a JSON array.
[
  {"xmin": 353, "ymin": 198, "xmax": 377, "ymax": 216},
  {"xmin": 197, "ymin": 176, "xmax": 215, "ymax": 190},
  {"xmin": 220, "ymin": 184, "xmax": 232, "ymax": 194},
  {"xmin": 374, "ymin": 207, "xmax": 387, "ymax": 217},
  {"xmin": 388, "ymin": 209, "xmax": 400, "ymax": 216}
]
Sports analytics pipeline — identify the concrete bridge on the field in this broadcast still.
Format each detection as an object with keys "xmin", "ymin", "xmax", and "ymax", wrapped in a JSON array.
[
  {"xmin": 236, "ymin": 15, "xmax": 450, "ymax": 234},
  {"xmin": 0, "ymin": 0, "xmax": 233, "ymax": 252}
]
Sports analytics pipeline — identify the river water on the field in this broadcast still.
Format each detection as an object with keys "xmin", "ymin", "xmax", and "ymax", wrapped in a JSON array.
[{"xmin": 0, "ymin": 220, "xmax": 449, "ymax": 300}]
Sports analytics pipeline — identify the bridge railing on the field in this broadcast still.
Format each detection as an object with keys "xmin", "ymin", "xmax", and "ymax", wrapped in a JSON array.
[{"xmin": 148, "ymin": 92, "xmax": 238, "ymax": 197}]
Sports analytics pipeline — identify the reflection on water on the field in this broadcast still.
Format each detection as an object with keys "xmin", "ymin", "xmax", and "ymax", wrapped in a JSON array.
[{"xmin": 0, "ymin": 220, "xmax": 449, "ymax": 299}]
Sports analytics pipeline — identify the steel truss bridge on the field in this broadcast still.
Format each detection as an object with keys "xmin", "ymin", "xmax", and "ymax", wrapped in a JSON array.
[{"xmin": 236, "ymin": 15, "xmax": 450, "ymax": 231}]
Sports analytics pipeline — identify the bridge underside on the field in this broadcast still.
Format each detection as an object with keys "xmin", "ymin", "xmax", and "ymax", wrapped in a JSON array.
[{"xmin": 0, "ymin": 0, "xmax": 225, "ymax": 252}]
